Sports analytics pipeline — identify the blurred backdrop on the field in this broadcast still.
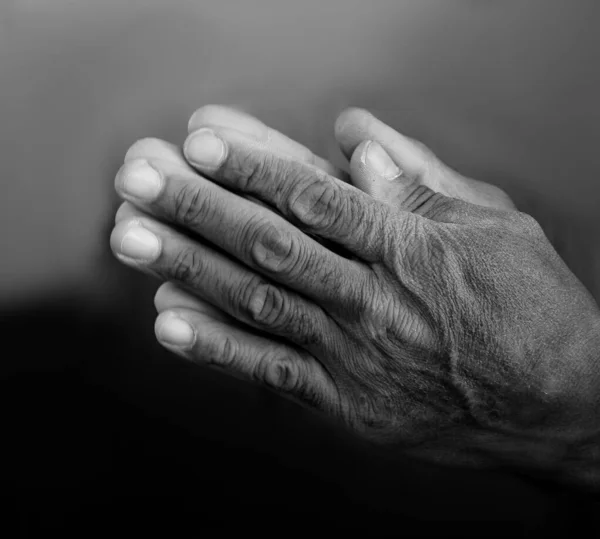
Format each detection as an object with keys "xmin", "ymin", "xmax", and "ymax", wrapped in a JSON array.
[{"xmin": 2, "ymin": 0, "xmax": 600, "ymax": 534}]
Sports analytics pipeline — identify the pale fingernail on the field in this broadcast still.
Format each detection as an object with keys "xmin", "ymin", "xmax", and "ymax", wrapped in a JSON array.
[
  {"xmin": 363, "ymin": 141, "xmax": 402, "ymax": 181},
  {"xmin": 184, "ymin": 128, "xmax": 226, "ymax": 169},
  {"xmin": 157, "ymin": 314, "xmax": 195, "ymax": 349},
  {"xmin": 122, "ymin": 160, "xmax": 162, "ymax": 200},
  {"xmin": 120, "ymin": 226, "xmax": 161, "ymax": 261}
]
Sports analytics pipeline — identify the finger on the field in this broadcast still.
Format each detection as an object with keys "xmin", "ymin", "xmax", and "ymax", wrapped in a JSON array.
[
  {"xmin": 154, "ymin": 281, "xmax": 234, "ymax": 325},
  {"xmin": 155, "ymin": 308, "xmax": 339, "ymax": 412},
  {"xmin": 120, "ymin": 205, "xmax": 287, "ymax": 329},
  {"xmin": 110, "ymin": 215, "xmax": 345, "ymax": 360},
  {"xmin": 155, "ymin": 280, "xmax": 215, "ymax": 314},
  {"xmin": 115, "ymin": 152, "xmax": 371, "ymax": 312},
  {"xmin": 125, "ymin": 137, "xmax": 189, "ymax": 167},
  {"xmin": 334, "ymin": 107, "xmax": 516, "ymax": 210},
  {"xmin": 335, "ymin": 108, "xmax": 434, "ymax": 179},
  {"xmin": 115, "ymin": 201, "xmax": 143, "ymax": 223},
  {"xmin": 348, "ymin": 140, "xmax": 406, "ymax": 203},
  {"xmin": 350, "ymin": 140, "xmax": 447, "ymax": 216},
  {"xmin": 350, "ymin": 140, "xmax": 473, "ymax": 224},
  {"xmin": 182, "ymin": 126, "xmax": 397, "ymax": 262},
  {"xmin": 187, "ymin": 105, "xmax": 349, "ymax": 181},
  {"xmin": 121, "ymin": 136, "xmax": 346, "ymax": 256}
]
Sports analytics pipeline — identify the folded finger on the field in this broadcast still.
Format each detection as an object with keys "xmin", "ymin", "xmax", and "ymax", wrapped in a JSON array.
[{"xmin": 155, "ymin": 307, "xmax": 339, "ymax": 412}]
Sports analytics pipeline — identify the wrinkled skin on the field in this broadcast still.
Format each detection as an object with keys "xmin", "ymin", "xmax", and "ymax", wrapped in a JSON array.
[{"xmin": 111, "ymin": 107, "xmax": 600, "ymax": 487}]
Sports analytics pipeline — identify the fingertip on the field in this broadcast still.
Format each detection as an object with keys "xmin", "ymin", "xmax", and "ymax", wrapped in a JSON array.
[
  {"xmin": 124, "ymin": 137, "xmax": 185, "ymax": 166},
  {"xmin": 109, "ymin": 217, "xmax": 135, "ymax": 258},
  {"xmin": 114, "ymin": 201, "xmax": 139, "ymax": 224},
  {"xmin": 155, "ymin": 310, "xmax": 196, "ymax": 351},
  {"xmin": 124, "ymin": 138, "xmax": 162, "ymax": 162},
  {"xmin": 154, "ymin": 281, "xmax": 179, "ymax": 312},
  {"xmin": 334, "ymin": 107, "xmax": 372, "ymax": 136},
  {"xmin": 154, "ymin": 282, "xmax": 233, "ymax": 324},
  {"xmin": 334, "ymin": 108, "xmax": 375, "ymax": 160},
  {"xmin": 187, "ymin": 104, "xmax": 266, "ymax": 140},
  {"xmin": 154, "ymin": 281, "xmax": 203, "ymax": 313},
  {"xmin": 187, "ymin": 104, "xmax": 223, "ymax": 133}
]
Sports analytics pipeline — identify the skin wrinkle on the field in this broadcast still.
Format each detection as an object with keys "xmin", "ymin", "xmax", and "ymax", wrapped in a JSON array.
[
  {"xmin": 289, "ymin": 178, "xmax": 334, "ymax": 228},
  {"xmin": 252, "ymin": 224, "xmax": 293, "ymax": 272},
  {"xmin": 230, "ymin": 142, "xmax": 357, "ymax": 260},
  {"xmin": 137, "ymin": 149, "xmax": 363, "ymax": 321},
  {"xmin": 172, "ymin": 177, "xmax": 210, "ymax": 228},
  {"xmin": 113, "ymin": 111, "xmax": 600, "ymax": 487},
  {"xmin": 211, "ymin": 130, "xmax": 371, "ymax": 262},
  {"xmin": 171, "ymin": 245, "xmax": 204, "ymax": 285},
  {"xmin": 395, "ymin": 221, "xmax": 560, "ymax": 439}
]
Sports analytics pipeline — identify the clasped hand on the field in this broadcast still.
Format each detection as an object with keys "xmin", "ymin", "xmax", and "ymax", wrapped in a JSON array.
[{"xmin": 111, "ymin": 106, "xmax": 600, "ymax": 486}]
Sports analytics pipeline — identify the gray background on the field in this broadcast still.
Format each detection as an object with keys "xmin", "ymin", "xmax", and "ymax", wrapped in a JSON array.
[{"xmin": 3, "ymin": 0, "xmax": 600, "ymax": 306}]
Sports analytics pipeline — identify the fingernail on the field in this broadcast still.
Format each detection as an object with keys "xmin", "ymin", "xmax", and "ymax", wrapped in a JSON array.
[
  {"xmin": 157, "ymin": 314, "xmax": 195, "ymax": 349},
  {"xmin": 122, "ymin": 160, "xmax": 162, "ymax": 201},
  {"xmin": 120, "ymin": 225, "xmax": 161, "ymax": 261},
  {"xmin": 184, "ymin": 128, "xmax": 226, "ymax": 169},
  {"xmin": 363, "ymin": 141, "xmax": 402, "ymax": 181}
]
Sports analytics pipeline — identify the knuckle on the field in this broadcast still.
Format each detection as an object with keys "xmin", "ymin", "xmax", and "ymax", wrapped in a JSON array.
[
  {"xmin": 246, "ymin": 282, "xmax": 288, "ymax": 328},
  {"xmin": 289, "ymin": 178, "xmax": 343, "ymax": 229},
  {"xmin": 255, "ymin": 354, "xmax": 302, "ymax": 393},
  {"xmin": 204, "ymin": 331, "xmax": 239, "ymax": 368},
  {"xmin": 244, "ymin": 281, "xmax": 322, "ymax": 347},
  {"xmin": 226, "ymin": 145, "xmax": 278, "ymax": 192},
  {"xmin": 251, "ymin": 221, "xmax": 301, "ymax": 275},
  {"xmin": 172, "ymin": 182, "xmax": 212, "ymax": 227},
  {"xmin": 172, "ymin": 246, "xmax": 205, "ymax": 285}
]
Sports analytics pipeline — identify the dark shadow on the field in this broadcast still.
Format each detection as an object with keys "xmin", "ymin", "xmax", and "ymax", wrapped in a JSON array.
[{"xmin": 3, "ymin": 293, "xmax": 599, "ymax": 536}]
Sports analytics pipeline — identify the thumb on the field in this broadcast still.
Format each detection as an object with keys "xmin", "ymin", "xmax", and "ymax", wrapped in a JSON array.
[
  {"xmin": 336, "ymin": 108, "xmax": 516, "ymax": 211},
  {"xmin": 348, "ymin": 140, "xmax": 404, "ymax": 202},
  {"xmin": 350, "ymin": 140, "xmax": 473, "ymax": 223}
]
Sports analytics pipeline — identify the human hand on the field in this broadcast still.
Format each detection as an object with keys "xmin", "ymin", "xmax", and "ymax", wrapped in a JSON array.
[
  {"xmin": 149, "ymin": 105, "xmax": 516, "ymax": 312},
  {"xmin": 111, "ymin": 107, "xmax": 600, "ymax": 486}
]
